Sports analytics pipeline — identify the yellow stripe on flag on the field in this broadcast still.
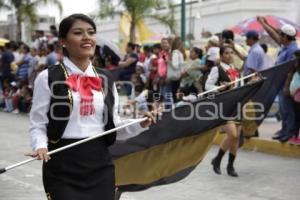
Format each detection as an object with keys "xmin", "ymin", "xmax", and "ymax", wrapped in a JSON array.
[{"xmin": 114, "ymin": 128, "xmax": 220, "ymax": 186}]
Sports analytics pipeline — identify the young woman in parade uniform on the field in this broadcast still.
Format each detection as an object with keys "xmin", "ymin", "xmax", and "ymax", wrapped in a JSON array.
[
  {"xmin": 26, "ymin": 14, "xmax": 155, "ymax": 200},
  {"xmin": 205, "ymin": 46, "xmax": 241, "ymax": 177}
]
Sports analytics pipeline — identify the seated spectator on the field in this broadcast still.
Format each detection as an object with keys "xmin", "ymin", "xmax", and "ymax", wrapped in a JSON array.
[
  {"xmin": 10, "ymin": 82, "xmax": 20, "ymax": 114},
  {"xmin": 127, "ymin": 85, "xmax": 149, "ymax": 116},
  {"xmin": 3, "ymin": 81, "xmax": 13, "ymax": 112},
  {"xmin": 17, "ymin": 84, "xmax": 32, "ymax": 113}
]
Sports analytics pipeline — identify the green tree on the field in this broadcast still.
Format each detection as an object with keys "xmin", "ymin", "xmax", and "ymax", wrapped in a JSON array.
[
  {"xmin": 150, "ymin": 0, "xmax": 177, "ymax": 35},
  {"xmin": 0, "ymin": 0, "xmax": 62, "ymax": 41},
  {"xmin": 99, "ymin": 0, "xmax": 177, "ymax": 42}
]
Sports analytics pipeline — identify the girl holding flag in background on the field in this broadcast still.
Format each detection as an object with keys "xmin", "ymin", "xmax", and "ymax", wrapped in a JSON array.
[{"xmin": 205, "ymin": 46, "xmax": 241, "ymax": 177}]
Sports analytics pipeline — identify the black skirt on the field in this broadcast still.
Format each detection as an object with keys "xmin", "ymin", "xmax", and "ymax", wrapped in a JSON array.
[{"xmin": 43, "ymin": 138, "xmax": 115, "ymax": 200}]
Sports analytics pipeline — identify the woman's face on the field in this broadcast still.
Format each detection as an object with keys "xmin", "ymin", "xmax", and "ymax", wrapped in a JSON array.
[
  {"xmin": 189, "ymin": 49, "xmax": 197, "ymax": 60},
  {"xmin": 221, "ymin": 47, "xmax": 234, "ymax": 64},
  {"xmin": 61, "ymin": 20, "xmax": 96, "ymax": 59},
  {"xmin": 161, "ymin": 39, "xmax": 170, "ymax": 51}
]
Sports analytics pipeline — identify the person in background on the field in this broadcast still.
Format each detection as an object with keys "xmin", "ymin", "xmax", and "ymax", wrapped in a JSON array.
[
  {"xmin": 37, "ymin": 48, "xmax": 47, "ymax": 71},
  {"xmin": 32, "ymin": 30, "xmax": 47, "ymax": 51},
  {"xmin": 177, "ymin": 46, "xmax": 204, "ymax": 102},
  {"xmin": 206, "ymin": 35, "xmax": 220, "ymax": 64},
  {"xmin": 147, "ymin": 43, "xmax": 161, "ymax": 93},
  {"xmin": 127, "ymin": 84, "xmax": 150, "ymax": 116},
  {"xmin": 258, "ymin": 16, "xmax": 299, "ymax": 142},
  {"xmin": 243, "ymin": 30, "xmax": 265, "ymax": 75},
  {"xmin": 221, "ymin": 30, "xmax": 247, "ymax": 72},
  {"xmin": 3, "ymin": 81, "xmax": 13, "ymax": 112},
  {"xmin": 10, "ymin": 81, "xmax": 20, "ymax": 114},
  {"xmin": 17, "ymin": 84, "xmax": 32, "ymax": 113},
  {"xmin": 260, "ymin": 43, "xmax": 275, "ymax": 70},
  {"xmin": 159, "ymin": 37, "xmax": 173, "ymax": 109},
  {"xmin": 286, "ymin": 50, "xmax": 300, "ymax": 145},
  {"xmin": 135, "ymin": 63, "xmax": 147, "ymax": 85},
  {"xmin": 119, "ymin": 42, "xmax": 139, "ymax": 96},
  {"xmin": 16, "ymin": 45, "xmax": 32, "ymax": 82},
  {"xmin": 168, "ymin": 37, "xmax": 186, "ymax": 103},
  {"xmin": 0, "ymin": 42, "xmax": 15, "ymax": 82},
  {"xmin": 48, "ymin": 25, "xmax": 59, "ymax": 44},
  {"xmin": 28, "ymin": 48, "xmax": 41, "ymax": 86},
  {"xmin": 46, "ymin": 43, "xmax": 58, "ymax": 67},
  {"xmin": 136, "ymin": 43, "xmax": 145, "ymax": 63},
  {"xmin": 142, "ymin": 45, "xmax": 153, "ymax": 79},
  {"xmin": 205, "ymin": 46, "xmax": 241, "ymax": 177},
  {"xmin": 119, "ymin": 42, "xmax": 139, "ymax": 81},
  {"xmin": 10, "ymin": 42, "xmax": 24, "ymax": 75}
]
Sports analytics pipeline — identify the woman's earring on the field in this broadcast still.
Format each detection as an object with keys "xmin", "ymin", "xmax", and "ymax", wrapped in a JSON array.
[{"xmin": 62, "ymin": 44, "xmax": 66, "ymax": 48}]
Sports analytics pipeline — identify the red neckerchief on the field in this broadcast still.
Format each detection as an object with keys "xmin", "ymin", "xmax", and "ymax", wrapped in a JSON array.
[
  {"xmin": 226, "ymin": 67, "xmax": 239, "ymax": 81},
  {"xmin": 65, "ymin": 74, "xmax": 102, "ymax": 116}
]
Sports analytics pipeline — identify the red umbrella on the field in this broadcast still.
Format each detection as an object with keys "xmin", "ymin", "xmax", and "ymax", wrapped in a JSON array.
[{"xmin": 231, "ymin": 15, "xmax": 300, "ymax": 37}]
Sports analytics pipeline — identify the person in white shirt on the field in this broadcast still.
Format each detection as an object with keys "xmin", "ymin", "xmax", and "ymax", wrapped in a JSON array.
[
  {"xmin": 205, "ymin": 46, "xmax": 241, "ymax": 177},
  {"xmin": 206, "ymin": 35, "xmax": 220, "ymax": 63},
  {"xmin": 260, "ymin": 43, "xmax": 275, "ymax": 70},
  {"xmin": 168, "ymin": 37, "xmax": 186, "ymax": 103},
  {"xmin": 26, "ymin": 14, "xmax": 155, "ymax": 200}
]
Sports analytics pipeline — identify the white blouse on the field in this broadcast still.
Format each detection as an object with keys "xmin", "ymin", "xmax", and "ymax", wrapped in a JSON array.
[
  {"xmin": 205, "ymin": 62, "xmax": 235, "ymax": 91},
  {"xmin": 29, "ymin": 57, "xmax": 147, "ymax": 151}
]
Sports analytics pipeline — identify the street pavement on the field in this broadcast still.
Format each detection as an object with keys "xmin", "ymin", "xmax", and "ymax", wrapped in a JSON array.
[{"xmin": 0, "ymin": 112, "xmax": 299, "ymax": 200}]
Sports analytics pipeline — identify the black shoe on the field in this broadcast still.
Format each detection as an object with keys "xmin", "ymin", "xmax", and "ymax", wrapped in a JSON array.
[
  {"xmin": 272, "ymin": 135, "xmax": 283, "ymax": 140},
  {"xmin": 272, "ymin": 130, "xmax": 283, "ymax": 140},
  {"xmin": 211, "ymin": 158, "xmax": 221, "ymax": 175},
  {"xmin": 279, "ymin": 135, "xmax": 293, "ymax": 143},
  {"xmin": 227, "ymin": 166, "xmax": 238, "ymax": 177}
]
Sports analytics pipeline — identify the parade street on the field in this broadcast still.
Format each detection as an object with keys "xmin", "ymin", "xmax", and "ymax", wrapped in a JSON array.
[{"xmin": 0, "ymin": 112, "xmax": 299, "ymax": 200}]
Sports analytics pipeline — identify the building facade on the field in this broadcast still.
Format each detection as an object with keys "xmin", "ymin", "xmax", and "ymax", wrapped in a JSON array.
[
  {"xmin": 96, "ymin": 0, "xmax": 300, "ymax": 43},
  {"xmin": 0, "ymin": 14, "xmax": 55, "ymax": 45}
]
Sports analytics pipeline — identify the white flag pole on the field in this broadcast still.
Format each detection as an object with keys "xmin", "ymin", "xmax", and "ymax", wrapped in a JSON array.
[
  {"xmin": 198, "ymin": 73, "xmax": 257, "ymax": 98},
  {"xmin": 0, "ymin": 117, "xmax": 148, "ymax": 174}
]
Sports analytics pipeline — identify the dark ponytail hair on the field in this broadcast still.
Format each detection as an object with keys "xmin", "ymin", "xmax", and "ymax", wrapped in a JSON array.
[
  {"xmin": 219, "ymin": 46, "xmax": 233, "ymax": 56},
  {"xmin": 191, "ymin": 47, "xmax": 203, "ymax": 59}
]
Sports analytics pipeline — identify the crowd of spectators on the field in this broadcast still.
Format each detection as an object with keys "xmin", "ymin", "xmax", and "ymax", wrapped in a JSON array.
[{"xmin": 0, "ymin": 16, "xmax": 299, "ymax": 144}]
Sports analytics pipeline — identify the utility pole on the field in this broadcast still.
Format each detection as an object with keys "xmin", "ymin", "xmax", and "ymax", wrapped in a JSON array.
[{"xmin": 181, "ymin": 0, "xmax": 186, "ymax": 41}]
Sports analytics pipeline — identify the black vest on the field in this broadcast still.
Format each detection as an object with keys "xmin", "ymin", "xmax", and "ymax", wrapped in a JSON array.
[
  {"xmin": 46, "ymin": 63, "xmax": 116, "ymax": 146},
  {"xmin": 216, "ymin": 65, "xmax": 231, "ymax": 85},
  {"xmin": 202, "ymin": 65, "xmax": 231, "ymax": 91}
]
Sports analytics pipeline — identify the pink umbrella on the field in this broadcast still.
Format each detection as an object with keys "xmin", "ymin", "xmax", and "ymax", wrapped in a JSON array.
[{"xmin": 231, "ymin": 15, "xmax": 300, "ymax": 37}]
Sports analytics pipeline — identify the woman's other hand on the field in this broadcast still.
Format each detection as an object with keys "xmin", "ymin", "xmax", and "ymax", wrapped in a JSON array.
[{"xmin": 25, "ymin": 148, "xmax": 51, "ymax": 163}]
